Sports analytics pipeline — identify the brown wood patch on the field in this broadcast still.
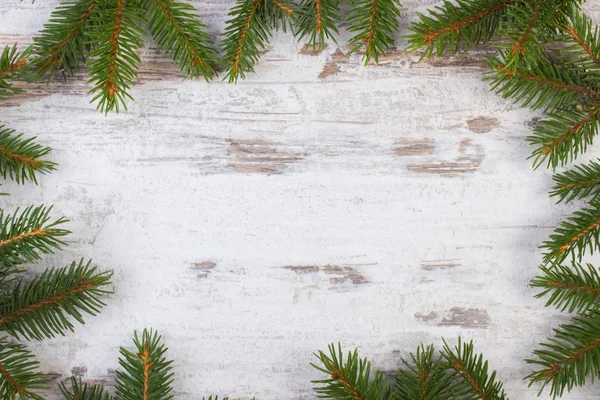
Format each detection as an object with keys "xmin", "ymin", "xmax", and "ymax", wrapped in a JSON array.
[
  {"xmin": 415, "ymin": 311, "xmax": 438, "ymax": 322},
  {"xmin": 319, "ymin": 62, "xmax": 341, "ymax": 79},
  {"xmin": 299, "ymin": 43, "xmax": 327, "ymax": 56},
  {"xmin": 191, "ymin": 261, "xmax": 216, "ymax": 278},
  {"xmin": 420, "ymin": 259, "xmax": 462, "ymax": 270},
  {"xmin": 408, "ymin": 138, "xmax": 484, "ymax": 176},
  {"xmin": 282, "ymin": 264, "xmax": 368, "ymax": 285},
  {"xmin": 467, "ymin": 117, "xmax": 500, "ymax": 133},
  {"xmin": 227, "ymin": 139, "xmax": 305, "ymax": 174},
  {"xmin": 439, "ymin": 307, "xmax": 489, "ymax": 328},
  {"xmin": 394, "ymin": 138, "xmax": 435, "ymax": 156}
]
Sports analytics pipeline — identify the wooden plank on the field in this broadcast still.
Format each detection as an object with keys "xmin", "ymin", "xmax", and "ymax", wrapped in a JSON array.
[{"xmin": 2, "ymin": 1, "xmax": 600, "ymax": 399}]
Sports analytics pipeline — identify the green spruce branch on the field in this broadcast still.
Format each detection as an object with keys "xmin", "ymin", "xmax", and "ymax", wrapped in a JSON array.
[
  {"xmin": 60, "ymin": 376, "xmax": 113, "ymax": 400},
  {"xmin": 486, "ymin": 53, "xmax": 596, "ymax": 112},
  {"xmin": 559, "ymin": 9, "xmax": 600, "ymax": 77},
  {"xmin": 60, "ymin": 329, "xmax": 236, "ymax": 400},
  {"xmin": 144, "ymin": 0, "xmax": 218, "ymax": 80},
  {"xmin": 222, "ymin": 0, "xmax": 269, "ymax": 83},
  {"xmin": 347, "ymin": 0, "xmax": 402, "ymax": 64},
  {"xmin": 532, "ymin": 263, "xmax": 600, "ymax": 313},
  {"xmin": 541, "ymin": 199, "xmax": 600, "ymax": 264},
  {"xmin": 0, "ymin": 206, "xmax": 69, "ymax": 270},
  {"xmin": 115, "ymin": 329, "xmax": 175, "ymax": 400},
  {"xmin": 312, "ymin": 338, "xmax": 507, "ymax": 400},
  {"xmin": 0, "ymin": 45, "xmax": 31, "ymax": 100},
  {"xmin": 527, "ymin": 310, "xmax": 600, "ymax": 398},
  {"xmin": 405, "ymin": 0, "xmax": 513, "ymax": 57},
  {"xmin": 0, "ymin": 260, "xmax": 112, "ymax": 341},
  {"xmin": 295, "ymin": 0, "xmax": 341, "ymax": 49},
  {"xmin": 529, "ymin": 106, "xmax": 600, "ymax": 170},
  {"xmin": 551, "ymin": 160, "xmax": 600, "ymax": 204},
  {"xmin": 33, "ymin": 0, "xmax": 98, "ymax": 78},
  {"xmin": 441, "ymin": 337, "xmax": 508, "ymax": 400},
  {"xmin": 0, "ymin": 340, "xmax": 45, "ymax": 400},
  {"xmin": 0, "ymin": 126, "xmax": 56, "ymax": 185},
  {"xmin": 394, "ymin": 344, "xmax": 457, "ymax": 399},
  {"xmin": 87, "ymin": 0, "xmax": 144, "ymax": 113},
  {"xmin": 311, "ymin": 343, "xmax": 391, "ymax": 399},
  {"xmin": 33, "ymin": 0, "xmax": 218, "ymax": 112}
]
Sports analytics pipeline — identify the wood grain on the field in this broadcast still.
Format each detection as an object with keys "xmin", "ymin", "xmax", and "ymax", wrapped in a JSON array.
[{"xmin": 2, "ymin": 1, "xmax": 600, "ymax": 399}]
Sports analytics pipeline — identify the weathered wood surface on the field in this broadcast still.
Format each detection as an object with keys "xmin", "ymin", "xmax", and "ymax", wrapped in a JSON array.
[{"xmin": 2, "ymin": 1, "xmax": 600, "ymax": 399}]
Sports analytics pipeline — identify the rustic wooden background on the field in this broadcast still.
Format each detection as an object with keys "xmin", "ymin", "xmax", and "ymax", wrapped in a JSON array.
[{"xmin": 2, "ymin": 1, "xmax": 600, "ymax": 398}]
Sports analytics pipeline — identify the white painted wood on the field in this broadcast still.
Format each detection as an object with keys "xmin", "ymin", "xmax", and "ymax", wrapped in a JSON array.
[{"xmin": 2, "ymin": 1, "xmax": 600, "ymax": 398}]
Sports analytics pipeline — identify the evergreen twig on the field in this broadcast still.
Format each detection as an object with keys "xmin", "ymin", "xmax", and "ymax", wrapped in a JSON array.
[
  {"xmin": 87, "ymin": 0, "xmax": 144, "ymax": 113},
  {"xmin": 311, "ymin": 343, "xmax": 392, "ymax": 399},
  {"xmin": 529, "ymin": 106, "xmax": 600, "ymax": 170},
  {"xmin": 532, "ymin": 263, "xmax": 600, "ymax": 314},
  {"xmin": 0, "ymin": 45, "xmax": 31, "ymax": 100},
  {"xmin": 527, "ymin": 310, "xmax": 600, "ymax": 398},
  {"xmin": 540, "ymin": 199, "xmax": 600, "ymax": 264},
  {"xmin": 441, "ymin": 337, "xmax": 508, "ymax": 400},
  {"xmin": 347, "ymin": 0, "xmax": 402, "ymax": 64},
  {"xmin": 222, "ymin": 0, "xmax": 269, "ymax": 83},
  {"xmin": 0, "ymin": 206, "xmax": 69, "ymax": 270},
  {"xmin": 405, "ymin": 0, "xmax": 512, "ymax": 57},
  {"xmin": 60, "ymin": 376, "xmax": 113, "ymax": 400},
  {"xmin": 295, "ymin": 0, "xmax": 341, "ymax": 49},
  {"xmin": 0, "ymin": 259, "xmax": 113, "ymax": 341},
  {"xmin": 394, "ymin": 344, "xmax": 457, "ymax": 399},
  {"xmin": 551, "ymin": 159, "xmax": 600, "ymax": 204},
  {"xmin": 486, "ymin": 53, "xmax": 596, "ymax": 112},
  {"xmin": 33, "ymin": 0, "xmax": 98, "ymax": 78},
  {"xmin": 115, "ymin": 329, "xmax": 174, "ymax": 400},
  {"xmin": 0, "ymin": 126, "xmax": 56, "ymax": 185},
  {"xmin": 144, "ymin": 0, "xmax": 218, "ymax": 80},
  {"xmin": 0, "ymin": 340, "xmax": 45, "ymax": 400}
]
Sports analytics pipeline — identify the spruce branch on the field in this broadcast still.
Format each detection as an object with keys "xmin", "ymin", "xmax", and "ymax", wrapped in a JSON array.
[
  {"xmin": 550, "ymin": 159, "xmax": 600, "ymax": 203},
  {"xmin": 527, "ymin": 310, "xmax": 600, "ymax": 398},
  {"xmin": 405, "ymin": 0, "xmax": 512, "ymax": 57},
  {"xmin": 87, "ymin": 0, "xmax": 144, "ymax": 113},
  {"xmin": 528, "ymin": 105, "xmax": 600, "ymax": 169},
  {"xmin": 263, "ymin": 0, "xmax": 295, "ymax": 33},
  {"xmin": 532, "ymin": 263, "xmax": 600, "ymax": 313},
  {"xmin": 143, "ymin": 0, "xmax": 218, "ymax": 81},
  {"xmin": 295, "ymin": 0, "xmax": 341, "ymax": 49},
  {"xmin": 0, "ymin": 259, "xmax": 113, "ymax": 341},
  {"xmin": 311, "ymin": 343, "xmax": 391, "ymax": 400},
  {"xmin": 559, "ymin": 9, "xmax": 600, "ymax": 75},
  {"xmin": 32, "ymin": 0, "xmax": 98, "ymax": 78},
  {"xmin": 270, "ymin": 0, "xmax": 294, "ymax": 15},
  {"xmin": 115, "ymin": 329, "xmax": 174, "ymax": 400},
  {"xmin": 0, "ymin": 45, "xmax": 31, "ymax": 100},
  {"xmin": 503, "ymin": 0, "xmax": 546, "ymax": 61},
  {"xmin": 441, "ymin": 337, "xmax": 508, "ymax": 400},
  {"xmin": 498, "ymin": 0, "xmax": 578, "ymax": 66},
  {"xmin": 0, "ymin": 340, "xmax": 45, "ymax": 400},
  {"xmin": 0, "ymin": 126, "xmax": 56, "ymax": 185},
  {"xmin": 60, "ymin": 376, "xmax": 113, "ymax": 400},
  {"xmin": 486, "ymin": 55, "xmax": 597, "ymax": 112},
  {"xmin": 0, "ymin": 206, "xmax": 69, "ymax": 270},
  {"xmin": 540, "ymin": 199, "xmax": 600, "ymax": 264},
  {"xmin": 222, "ymin": 0, "xmax": 270, "ymax": 83},
  {"xmin": 394, "ymin": 344, "xmax": 457, "ymax": 400},
  {"xmin": 346, "ymin": 0, "xmax": 402, "ymax": 65}
]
